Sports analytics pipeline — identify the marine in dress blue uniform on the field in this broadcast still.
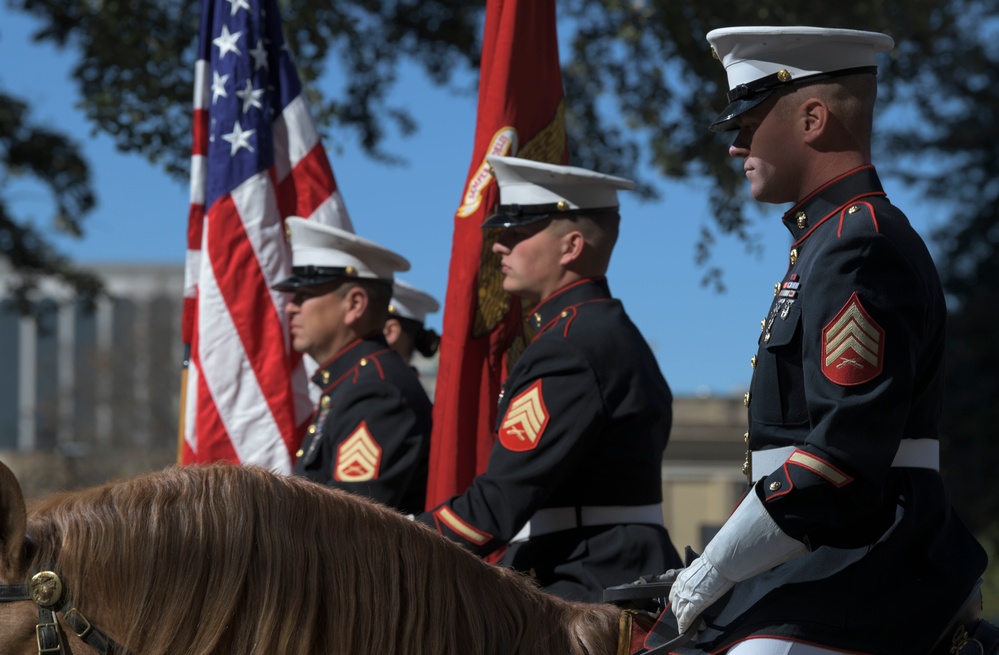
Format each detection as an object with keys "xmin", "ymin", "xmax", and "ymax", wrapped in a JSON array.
[
  {"xmin": 660, "ymin": 27, "xmax": 989, "ymax": 655},
  {"xmin": 273, "ymin": 217, "xmax": 432, "ymax": 515},
  {"xmin": 384, "ymin": 278, "xmax": 441, "ymax": 365},
  {"xmin": 415, "ymin": 156, "xmax": 682, "ymax": 603}
]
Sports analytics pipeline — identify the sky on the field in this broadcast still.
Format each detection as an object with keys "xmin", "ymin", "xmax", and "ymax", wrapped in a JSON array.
[{"xmin": 0, "ymin": 7, "xmax": 951, "ymax": 398}]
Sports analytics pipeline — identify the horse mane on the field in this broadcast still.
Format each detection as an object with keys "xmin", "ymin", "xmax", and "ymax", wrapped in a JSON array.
[{"xmin": 24, "ymin": 464, "xmax": 622, "ymax": 655}]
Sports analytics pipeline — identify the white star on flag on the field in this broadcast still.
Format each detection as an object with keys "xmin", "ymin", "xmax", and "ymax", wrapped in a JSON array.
[
  {"xmin": 249, "ymin": 39, "xmax": 269, "ymax": 71},
  {"xmin": 221, "ymin": 121, "xmax": 255, "ymax": 154},
  {"xmin": 235, "ymin": 79, "xmax": 264, "ymax": 113},
  {"xmin": 226, "ymin": 0, "xmax": 250, "ymax": 16},
  {"xmin": 213, "ymin": 24, "xmax": 242, "ymax": 58},
  {"xmin": 211, "ymin": 71, "xmax": 229, "ymax": 104}
]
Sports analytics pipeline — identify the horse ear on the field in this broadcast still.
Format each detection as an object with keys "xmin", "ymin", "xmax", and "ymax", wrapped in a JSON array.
[{"xmin": 0, "ymin": 460, "xmax": 28, "ymax": 575}]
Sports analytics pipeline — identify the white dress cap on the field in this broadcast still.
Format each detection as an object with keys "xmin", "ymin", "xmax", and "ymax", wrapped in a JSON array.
[
  {"xmin": 389, "ymin": 279, "xmax": 440, "ymax": 324},
  {"xmin": 483, "ymin": 155, "xmax": 636, "ymax": 228},
  {"xmin": 272, "ymin": 217, "xmax": 409, "ymax": 291},
  {"xmin": 706, "ymin": 26, "xmax": 894, "ymax": 131}
]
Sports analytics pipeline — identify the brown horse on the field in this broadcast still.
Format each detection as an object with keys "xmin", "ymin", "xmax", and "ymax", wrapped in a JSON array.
[{"xmin": 0, "ymin": 460, "xmax": 647, "ymax": 655}]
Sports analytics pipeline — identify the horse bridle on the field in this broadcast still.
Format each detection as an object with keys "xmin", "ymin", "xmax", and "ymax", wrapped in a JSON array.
[{"xmin": 0, "ymin": 569, "xmax": 126, "ymax": 655}]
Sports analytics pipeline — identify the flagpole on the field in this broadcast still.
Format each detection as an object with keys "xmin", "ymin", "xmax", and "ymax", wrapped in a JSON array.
[{"xmin": 177, "ymin": 345, "xmax": 189, "ymax": 464}]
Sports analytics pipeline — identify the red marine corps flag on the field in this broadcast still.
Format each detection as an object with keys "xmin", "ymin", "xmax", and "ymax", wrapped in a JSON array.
[
  {"xmin": 180, "ymin": 0, "xmax": 353, "ymax": 472},
  {"xmin": 425, "ymin": 0, "xmax": 568, "ymax": 508}
]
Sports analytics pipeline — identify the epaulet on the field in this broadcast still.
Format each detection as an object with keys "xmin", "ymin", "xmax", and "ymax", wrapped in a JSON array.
[
  {"xmin": 352, "ymin": 351, "xmax": 388, "ymax": 382},
  {"xmin": 835, "ymin": 200, "xmax": 879, "ymax": 239}
]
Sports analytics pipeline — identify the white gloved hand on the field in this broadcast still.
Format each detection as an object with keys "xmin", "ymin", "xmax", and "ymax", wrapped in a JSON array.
[
  {"xmin": 667, "ymin": 489, "xmax": 809, "ymax": 635},
  {"xmin": 669, "ymin": 553, "xmax": 734, "ymax": 634}
]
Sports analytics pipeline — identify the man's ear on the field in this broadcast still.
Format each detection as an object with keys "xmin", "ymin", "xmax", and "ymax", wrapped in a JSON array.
[
  {"xmin": 560, "ymin": 230, "xmax": 586, "ymax": 265},
  {"xmin": 801, "ymin": 97, "xmax": 828, "ymax": 143},
  {"xmin": 343, "ymin": 285, "xmax": 369, "ymax": 325}
]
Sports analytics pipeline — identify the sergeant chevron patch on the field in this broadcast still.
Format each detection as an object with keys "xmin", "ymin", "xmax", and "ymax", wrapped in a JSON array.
[
  {"xmin": 499, "ymin": 380, "xmax": 550, "ymax": 452},
  {"xmin": 334, "ymin": 421, "xmax": 382, "ymax": 482},
  {"xmin": 822, "ymin": 292, "xmax": 884, "ymax": 385}
]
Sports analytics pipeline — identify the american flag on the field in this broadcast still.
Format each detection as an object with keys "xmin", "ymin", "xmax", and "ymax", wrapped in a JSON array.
[{"xmin": 181, "ymin": 0, "xmax": 352, "ymax": 472}]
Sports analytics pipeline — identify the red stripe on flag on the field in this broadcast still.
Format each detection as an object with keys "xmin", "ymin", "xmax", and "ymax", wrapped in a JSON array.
[
  {"xmin": 191, "ymin": 108, "xmax": 209, "ymax": 157},
  {"xmin": 276, "ymin": 143, "xmax": 340, "ymax": 218},
  {"xmin": 206, "ymin": 195, "xmax": 298, "ymax": 448},
  {"xmin": 187, "ymin": 204, "xmax": 205, "ymax": 251},
  {"xmin": 181, "ymin": 295, "xmax": 197, "ymax": 355},
  {"xmin": 192, "ymin": 362, "xmax": 240, "ymax": 464}
]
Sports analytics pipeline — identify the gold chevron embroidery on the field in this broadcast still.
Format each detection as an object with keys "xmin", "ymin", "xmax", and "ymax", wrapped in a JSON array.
[
  {"xmin": 821, "ymin": 292, "xmax": 885, "ymax": 385},
  {"xmin": 787, "ymin": 450, "xmax": 853, "ymax": 487},
  {"xmin": 435, "ymin": 506, "xmax": 492, "ymax": 545},
  {"xmin": 499, "ymin": 380, "xmax": 550, "ymax": 451},
  {"xmin": 824, "ymin": 302, "xmax": 881, "ymax": 367},
  {"xmin": 334, "ymin": 422, "xmax": 382, "ymax": 482}
]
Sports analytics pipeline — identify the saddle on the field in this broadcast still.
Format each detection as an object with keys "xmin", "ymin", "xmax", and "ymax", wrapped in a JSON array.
[
  {"xmin": 929, "ymin": 580, "xmax": 999, "ymax": 655},
  {"xmin": 606, "ymin": 573, "xmax": 999, "ymax": 655}
]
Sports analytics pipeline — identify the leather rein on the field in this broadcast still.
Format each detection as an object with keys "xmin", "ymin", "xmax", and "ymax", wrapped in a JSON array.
[{"xmin": 0, "ymin": 569, "xmax": 126, "ymax": 655}]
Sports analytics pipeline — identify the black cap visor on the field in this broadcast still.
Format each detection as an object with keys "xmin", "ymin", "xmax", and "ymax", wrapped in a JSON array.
[
  {"xmin": 271, "ymin": 266, "xmax": 350, "ymax": 292},
  {"xmin": 709, "ymin": 91, "xmax": 776, "ymax": 132},
  {"xmin": 482, "ymin": 203, "xmax": 619, "ymax": 229}
]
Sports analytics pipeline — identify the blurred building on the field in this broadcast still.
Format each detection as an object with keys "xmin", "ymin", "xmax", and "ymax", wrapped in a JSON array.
[
  {"xmin": 0, "ymin": 262, "xmax": 748, "ymax": 551},
  {"xmin": 0, "ymin": 262, "xmax": 185, "ymax": 455}
]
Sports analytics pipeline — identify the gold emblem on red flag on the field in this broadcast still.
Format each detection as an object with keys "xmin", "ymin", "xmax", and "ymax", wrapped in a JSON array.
[
  {"xmin": 334, "ymin": 421, "xmax": 382, "ymax": 482},
  {"xmin": 457, "ymin": 128, "xmax": 518, "ymax": 218},
  {"xmin": 499, "ymin": 380, "xmax": 550, "ymax": 451},
  {"xmin": 822, "ymin": 292, "xmax": 884, "ymax": 385}
]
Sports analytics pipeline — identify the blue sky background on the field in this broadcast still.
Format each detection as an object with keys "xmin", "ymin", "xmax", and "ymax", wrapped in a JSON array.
[{"xmin": 0, "ymin": 6, "xmax": 951, "ymax": 398}]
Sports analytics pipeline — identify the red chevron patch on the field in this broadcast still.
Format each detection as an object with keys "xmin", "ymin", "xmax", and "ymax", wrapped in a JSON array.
[
  {"xmin": 498, "ymin": 380, "xmax": 549, "ymax": 452},
  {"xmin": 822, "ymin": 292, "xmax": 884, "ymax": 386}
]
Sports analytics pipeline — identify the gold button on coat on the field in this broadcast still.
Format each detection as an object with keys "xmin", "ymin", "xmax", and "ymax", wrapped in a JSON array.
[{"xmin": 789, "ymin": 248, "xmax": 798, "ymax": 266}]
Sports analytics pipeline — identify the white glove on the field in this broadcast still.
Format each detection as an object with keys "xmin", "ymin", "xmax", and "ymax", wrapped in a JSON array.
[
  {"xmin": 668, "ymin": 489, "xmax": 808, "ymax": 634},
  {"xmin": 668, "ymin": 554, "xmax": 733, "ymax": 635}
]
